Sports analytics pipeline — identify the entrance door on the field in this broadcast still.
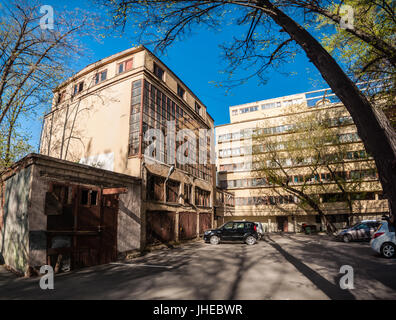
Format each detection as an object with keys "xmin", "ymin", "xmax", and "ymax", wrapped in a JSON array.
[
  {"xmin": 74, "ymin": 187, "xmax": 102, "ymax": 268},
  {"xmin": 276, "ymin": 216, "xmax": 288, "ymax": 232},
  {"xmin": 234, "ymin": 222, "xmax": 246, "ymax": 240},
  {"xmin": 47, "ymin": 184, "xmax": 120, "ymax": 271},
  {"xmin": 221, "ymin": 222, "xmax": 236, "ymax": 240},
  {"xmin": 100, "ymin": 194, "xmax": 118, "ymax": 264}
]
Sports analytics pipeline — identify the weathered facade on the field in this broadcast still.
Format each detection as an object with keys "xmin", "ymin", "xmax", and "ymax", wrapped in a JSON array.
[
  {"xmin": 0, "ymin": 154, "xmax": 141, "ymax": 275},
  {"xmin": 39, "ymin": 46, "xmax": 216, "ymax": 246},
  {"xmin": 216, "ymin": 89, "xmax": 389, "ymax": 232}
]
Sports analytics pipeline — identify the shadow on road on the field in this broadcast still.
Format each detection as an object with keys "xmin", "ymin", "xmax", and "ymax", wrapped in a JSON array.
[{"xmin": 263, "ymin": 235, "xmax": 356, "ymax": 300}]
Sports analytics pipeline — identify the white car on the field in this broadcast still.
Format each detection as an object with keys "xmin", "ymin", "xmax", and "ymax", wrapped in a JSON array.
[
  {"xmin": 370, "ymin": 220, "xmax": 396, "ymax": 258},
  {"xmin": 254, "ymin": 222, "xmax": 264, "ymax": 239}
]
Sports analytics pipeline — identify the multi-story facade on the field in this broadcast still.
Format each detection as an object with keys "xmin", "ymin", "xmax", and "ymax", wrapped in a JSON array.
[
  {"xmin": 40, "ymin": 46, "xmax": 216, "ymax": 246},
  {"xmin": 216, "ymin": 89, "xmax": 389, "ymax": 232}
]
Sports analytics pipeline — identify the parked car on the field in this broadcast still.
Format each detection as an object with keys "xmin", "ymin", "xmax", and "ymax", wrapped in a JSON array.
[
  {"xmin": 204, "ymin": 221, "xmax": 259, "ymax": 245},
  {"xmin": 370, "ymin": 220, "xmax": 396, "ymax": 258},
  {"xmin": 254, "ymin": 222, "xmax": 264, "ymax": 239},
  {"xmin": 336, "ymin": 220, "xmax": 381, "ymax": 243}
]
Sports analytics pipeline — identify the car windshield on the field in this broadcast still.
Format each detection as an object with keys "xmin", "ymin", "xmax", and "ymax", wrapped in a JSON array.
[{"xmin": 218, "ymin": 222, "xmax": 229, "ymax": 229}]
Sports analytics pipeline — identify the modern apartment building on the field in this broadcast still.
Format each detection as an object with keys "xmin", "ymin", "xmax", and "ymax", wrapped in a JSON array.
[
  {"xmin": 40, "ymin": 46, "xmax": 216, "ymax": 247},
  {"xmin": 216, "ymin": 89, "xmax": 389, "ymax": 232}
]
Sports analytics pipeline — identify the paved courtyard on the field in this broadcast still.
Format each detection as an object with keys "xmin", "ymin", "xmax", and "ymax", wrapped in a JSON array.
[{"xmin": 0, "ymin": 234, "xmax": 395, "ymax": 300}]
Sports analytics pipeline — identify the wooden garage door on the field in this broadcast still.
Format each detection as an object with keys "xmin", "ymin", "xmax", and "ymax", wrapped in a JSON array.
[
  {"xmin": 179, "ymin": 212, "xmax": 197, "ymax": 240},
  {"xmin": 146, "ymin": 211, "xmax": 176, "ymax": 244},
  {"xmin": 46, "ymin": 184, "xmax": 119, "ymax": 270}
]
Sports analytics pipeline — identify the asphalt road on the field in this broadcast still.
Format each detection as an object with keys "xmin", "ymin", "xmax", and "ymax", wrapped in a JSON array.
[{"xmin": 1, "ymin": 233, "xmax": 395, "ymax": 300}]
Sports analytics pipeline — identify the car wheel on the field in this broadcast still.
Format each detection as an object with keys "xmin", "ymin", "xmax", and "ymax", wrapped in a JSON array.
[
  {"xmin": 210, "ymin": 235, "xmax": 220, "ymax": 245},
  {"xmin": 381, "ymin": 243, "xmax": 395, "ymax": 259},
  {"xmin": 245, "ymin": 236, "xmax": 256, "ymax": 245},
  {"xmin": 343, "ymin": 234, "xmax": 352, "ymax": 243}
]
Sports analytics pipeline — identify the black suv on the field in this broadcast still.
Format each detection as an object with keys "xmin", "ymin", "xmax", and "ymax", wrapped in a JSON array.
[{"xmin": 203, "ymin": 221, "xmax": 259, "ymax": 245}]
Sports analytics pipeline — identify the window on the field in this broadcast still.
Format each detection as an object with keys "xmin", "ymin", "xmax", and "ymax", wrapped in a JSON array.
[
  {"xmin": 118, "ymin": 58, "xmax": 133, "ymax": 74},
  {"xmin": 184, "ymin": 184, "xmax": 192, "ymax": 204},
  {"xmin": 166, "ymin": 180, "xmax": 180, "ymax": 203},
  {"xmin": 154, "ymin": 63, "xmax": 165, "ymax": 80},
  {"xmin": 81, "ymin": 190, "xmax": 89, "ymax": 205},
  {"xmin": 177, "ymin": 84, "xmax": 185, "ymax": 99},
  {"xmin": 195, "ymin": 102, "xmax": 201, "ymax": 115},
  {"xmin": 51, "ymin": 184, "xmax": 70, "ymax": 205},
  {"xmin": 73, "ymin": 81, "xmax": 84, "ymax": 96},
  {"xmin": 195, "ymin": 187, "xmax": 210, "ymax": 207},
  {"xmin": 235, "ymin": 222, "xmax": 245, "ymax": 230},
  {"xmin": 57, "ymin": 90, "xmax": 66, "ymax": 104},
  {"xmin": 138, "ymin": 80, "xmax": 213, "ymax": 182},
  {"xmin": 262, "ymin": 101, "xmax": 281, "ymax": 110},
  {"xmin": 129, "ymin": 80, "xmax": 142, "ymax": 156},
  {"xmin": 224, "ymin": 222, "xmax": 234, "ymax": 230},
  {"xmin": 90, "ymin": 191, "xmax": 98, "ymax": 205},
  {"xmin": 95, "ymin": 70, "xmax": 107, "ymax": 85},
  {"xmin": 80, "ymin": 189, "xmax": 98, "ymax": 206},
  {"xmin": 147, "ymin": 174, "xmax": 165, "ymax": 201}
]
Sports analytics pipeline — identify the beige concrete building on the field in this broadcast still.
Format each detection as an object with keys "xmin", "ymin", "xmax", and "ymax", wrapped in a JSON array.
[
  {"xmin": 216, "ymin": 89, "xmax": 389, "ymax": 232},
  {"xmin": 40, "ymin": 46, "xmax": 216, "ymax": 246}
]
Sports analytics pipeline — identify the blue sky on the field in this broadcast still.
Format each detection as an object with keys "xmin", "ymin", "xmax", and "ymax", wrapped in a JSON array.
[{"xmin": 29, "ymin": 0, "xmax": 329, "ymax": 150}]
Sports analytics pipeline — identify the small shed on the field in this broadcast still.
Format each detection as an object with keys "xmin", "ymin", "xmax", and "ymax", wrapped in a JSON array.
[{"xmin": 0, "ymin": 154, "xmax": 141, "ymax": 275}]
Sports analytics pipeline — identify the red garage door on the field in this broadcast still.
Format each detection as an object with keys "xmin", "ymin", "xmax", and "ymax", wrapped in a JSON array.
[
  {"xmin": 146, "ymin": 211, "xmax": 176, "ymax": 244},
  {"xmin": 199, "ymin": 213, "xmax": 212, "ymax": 235},
  {"xmin": 179, "ymin": 212, "xmax": 197, "ymax": 240}
]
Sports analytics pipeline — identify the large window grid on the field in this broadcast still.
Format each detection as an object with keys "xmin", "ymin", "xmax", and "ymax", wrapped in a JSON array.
[
  {"xmin": 220, "ymin": 169, "xmax": 378, "ymax": 189},
  {"xmin": 195, "ymin": 187, "xmax": 211, "ymax": 207},
  {"xmin": 130, "ymin": 79, "xmax": 212, "ymax": 182},
  {"xmin": 129, "ymin": 80, "xmax": 142, "ymax": 156}
]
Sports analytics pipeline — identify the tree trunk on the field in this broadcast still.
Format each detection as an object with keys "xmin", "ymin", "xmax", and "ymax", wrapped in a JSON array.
[
  {"xmin": 4, "ymin": 121, "xmax": 14, "ymax": 167},
  {"xmin": 325, "ymin": 164, "xmax": 353, "ymax": 226},
  {"xmin": 282, "ymin": 183, "xmax": 337, "ymax": 233},
  {"xmin": 260, "ymin": 0, "xmax": 396, "ymax": 222}
]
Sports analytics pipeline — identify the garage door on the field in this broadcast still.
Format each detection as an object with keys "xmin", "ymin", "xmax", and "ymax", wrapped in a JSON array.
[{"xmin": 179, "ymin": 212, "xmax": 197, "ymax": 240}]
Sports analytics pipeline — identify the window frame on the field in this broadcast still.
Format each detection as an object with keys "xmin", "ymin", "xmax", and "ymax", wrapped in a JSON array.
[
  {"xmin": 195, "ymin": 101, "xmax": 201, "ymax": 115},
  {"xmin": 57, "ymin": 90, "xmax": 66, "ymax": 104},
  {"xmin": 94, "ymin": 69, "xmax": 108, "ymax": 85},
  {"xmin": 177, "ymin": 84, "xmax": 185, "ymax": 100},
  {"xmin": 117, "ymin": 58, "xmax": 133, "ymax": 75},
  {"xmin": 73, "ymin": 81, "xmax": 84, "ymax": 96},
  {"xmin": 153, "ymin": 63, "xmax": 165, "ymax": 81}
]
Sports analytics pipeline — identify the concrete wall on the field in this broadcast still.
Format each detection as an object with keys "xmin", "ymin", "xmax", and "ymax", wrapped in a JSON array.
[
  {"xmin": 1, "ymin": 154, "xmax": 144, "ymax": 274},
  {"xmin": 40, "ymin": 71, "xmax": 143, "ymax": 175},
  {"xmin": 118, "ymin": 183, "xmax": 142, "ymax": 253},
  {"xmin": 41, "ymin": 47, "xmax": 214, "ymax": 179},
  {"xmin": 28, "ymin": 165, "xmax": 52, "ymax": 268},
  {"xmin": 0, "ymin": 166, "xmax": 32, "ymax": 274}
]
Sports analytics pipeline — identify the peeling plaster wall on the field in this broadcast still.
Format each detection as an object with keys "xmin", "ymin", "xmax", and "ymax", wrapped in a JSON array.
[
  {"xmin": 28, "ymin": 165, "xmax": 49, "ymax": 268},
  {"xmin": 0, "ymin": 166, "xmax": 32, "ymax": 274}
]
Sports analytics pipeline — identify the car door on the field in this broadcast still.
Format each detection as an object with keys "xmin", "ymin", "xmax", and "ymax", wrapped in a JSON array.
[
  {"xmin": 356, "ymin": 223, "xmax": 369, "ymax": 240},
  {"xmin": 368, "ymin": 223, "xmax": 379, "ymax": 238},
  {"xmin": 234, "ymin": 222, "xmax": 246, "ymax": 241},
  {"xmin": 221, "ymin": 222, "xmax": 236, "ymax": 240}
]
